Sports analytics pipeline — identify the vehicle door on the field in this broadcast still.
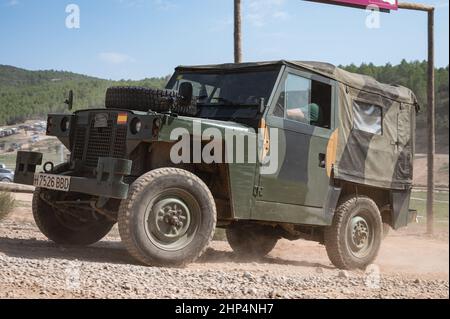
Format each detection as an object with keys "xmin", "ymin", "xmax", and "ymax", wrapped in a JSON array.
[{"xmin": 254, "ymin": 68, "xmax": 337, "ymax": 222}]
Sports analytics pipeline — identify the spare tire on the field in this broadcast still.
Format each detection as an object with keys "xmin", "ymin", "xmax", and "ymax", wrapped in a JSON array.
[{"xmin": 105, "ymin": 86, "xmax": 197, "ymax": 116}]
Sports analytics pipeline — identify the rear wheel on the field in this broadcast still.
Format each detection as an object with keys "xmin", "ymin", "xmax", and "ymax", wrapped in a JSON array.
[
  {"xmin": 118, "ymin": 168, "xmax": 216, "ymax": 267},
  {"xmin": 33, "ymin": 188, "xmax": 115, "ymax": 246},
  {"xmin": 226, "ymin": 224, "xmax": 279, "ymax": 258},
  {"xmin": 324, "ymin": 196, "xmax": 382, "ymax": 270}
]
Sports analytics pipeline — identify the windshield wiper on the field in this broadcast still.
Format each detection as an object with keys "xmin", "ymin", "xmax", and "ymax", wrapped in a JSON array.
[
  {"xmin": 197, "ymin": 96, "xmax": 261, "ymax": 107},
  {"xmin": 196, "ymin": 97, "xmax": 236, "ymax": 105},
  {"xmin": 211, "ymin": 97, "xmax": 237, "ymax": 105}
]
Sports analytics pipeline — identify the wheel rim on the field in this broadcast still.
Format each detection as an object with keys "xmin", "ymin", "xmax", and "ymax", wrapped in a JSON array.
[
  {"xmin": 144, "ymin": 188, "xmax": 200, "ymax": 252},
  {"xmin": 347, "ymin": 214, "xmax": 374, "ymax": 258}
]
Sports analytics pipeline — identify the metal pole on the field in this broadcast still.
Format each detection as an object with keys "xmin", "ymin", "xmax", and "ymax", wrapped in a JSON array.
[
  {"xmin": 398, "ymin": 3, "xmax": 435, "ymax": 234},
  {"xmin": 397, "ymin": 2, "xmax": 433, "ymax": 11},
  {"xmin": 426, "ymin": 8, "xmax": 435, "ymax": 234},
  {"xmin": 234, "ymin": 0, "xmax": 242, "ymax": 63}
]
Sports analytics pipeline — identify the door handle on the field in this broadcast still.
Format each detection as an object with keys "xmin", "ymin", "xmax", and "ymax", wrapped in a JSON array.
[{"xmin": 319, "ymin": 153, "xmax": 326, "ymax": 168}]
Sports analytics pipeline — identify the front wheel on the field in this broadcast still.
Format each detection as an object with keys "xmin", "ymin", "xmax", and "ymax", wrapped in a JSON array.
[
  {"xmin": 324, "ymin": 195, "xmax": 382, "ymax": 270},
  {"xmin": 118, "ymin": 168, "xmax": 217, "ymax": 267},
  {"xmin": 33, "ymin": 188, "xmax": 115, "ymax": 246}
]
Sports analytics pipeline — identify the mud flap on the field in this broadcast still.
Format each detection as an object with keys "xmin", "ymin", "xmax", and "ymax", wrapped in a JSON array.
[
  {"xmin": 391, "ymin": 189, "xmax": 412, "ymax": 229},
  {"xmin": 323, "ymin": 185, "xmax": 342, "ymax": 225}
]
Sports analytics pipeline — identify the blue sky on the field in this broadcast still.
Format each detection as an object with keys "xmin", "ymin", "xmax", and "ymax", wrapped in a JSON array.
[{"xmin": 1, "ymin": 0, "xmax": 448, "ymax": 80}]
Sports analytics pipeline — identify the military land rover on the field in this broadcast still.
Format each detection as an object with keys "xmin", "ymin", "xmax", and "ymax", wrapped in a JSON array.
[{"xmin": 14, "ymin": 61, "xmax": 419, "ymax": 270}]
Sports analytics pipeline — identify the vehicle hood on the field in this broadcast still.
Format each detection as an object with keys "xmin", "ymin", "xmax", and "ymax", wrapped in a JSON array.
[{"xmin": 157, "ymin": 115, "xmax": 255, "ymax": 141}]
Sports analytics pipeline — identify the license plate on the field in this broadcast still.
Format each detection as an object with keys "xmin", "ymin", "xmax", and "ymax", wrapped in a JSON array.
[{"xmin": 33, "ymin": 173, "xmax": 71, "ymax": 192}]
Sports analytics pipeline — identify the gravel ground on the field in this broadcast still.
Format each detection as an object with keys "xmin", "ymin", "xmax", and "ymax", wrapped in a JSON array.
[{"xmin": 0, "ymin": 194, "xmax": 448, "ymax": 299}]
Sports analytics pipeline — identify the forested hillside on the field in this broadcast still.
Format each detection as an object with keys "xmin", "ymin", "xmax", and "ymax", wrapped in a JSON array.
[
  {"xmin": 1, "ymin": 61, "xmax": 448, "ymax": 137},
  {"xmin": 0, "ymin": 65, "xmax": 168, "ymax": 125}
]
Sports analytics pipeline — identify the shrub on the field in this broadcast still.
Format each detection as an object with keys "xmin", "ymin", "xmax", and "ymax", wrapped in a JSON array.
[{"xmin": 0, "ymin": 192, "xmax": 15, "ymax": 221}]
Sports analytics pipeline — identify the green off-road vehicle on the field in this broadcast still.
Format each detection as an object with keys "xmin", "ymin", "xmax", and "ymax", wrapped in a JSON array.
[{"xmin": 14, "ymin": 61, "xmax": 419, "ymax": 269}]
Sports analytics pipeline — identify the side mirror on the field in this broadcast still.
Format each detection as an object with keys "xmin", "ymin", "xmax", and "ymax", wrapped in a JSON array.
[
  {"xmin": 259, "ymin": 98, "xmax": 265, "ymax": 114},
  {"xmin": 179, "ymin": 82, "xmax": 193, "ymax": 104},
  {"xmin": 65, "ymin": 90, "xmax": 74, "ymax": 111}
]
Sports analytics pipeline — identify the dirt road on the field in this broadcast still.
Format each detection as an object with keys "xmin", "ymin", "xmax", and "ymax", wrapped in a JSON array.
[{"xmin": 0, "ymin": 194, "xmax": 448, "ymax": 299}]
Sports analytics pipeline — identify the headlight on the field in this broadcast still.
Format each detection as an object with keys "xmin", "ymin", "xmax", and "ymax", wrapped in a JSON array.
[
  {"xmin": 60, "ymin": 117, "xmax": 70, "ymax": 132},
  {"xmin": 130, "ymin": 117, "xmax": 142, "ymax": 134}
]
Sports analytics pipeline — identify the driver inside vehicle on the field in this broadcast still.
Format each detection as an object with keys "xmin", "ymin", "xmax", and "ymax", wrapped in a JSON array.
[
  {"xmin": 274, "ymin": 90, "xmax": 320, "ymax": 126},
  {"xmin": 286, "ymin": 102, "xmax": 320, "ymax": 125}
]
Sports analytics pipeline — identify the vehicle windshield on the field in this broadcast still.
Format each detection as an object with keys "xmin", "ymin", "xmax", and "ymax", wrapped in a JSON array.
[{"xmin": 166, "ymin": 67, "xmax": 280, "ymax": 106}]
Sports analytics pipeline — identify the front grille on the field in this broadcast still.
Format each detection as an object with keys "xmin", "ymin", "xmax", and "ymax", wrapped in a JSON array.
[
  {"xmin": 72, "ymin": 112, "xmax": 127, "ymax": 168},
  {"xmin": 72, "ymin": 128, "xmax": 86, "ymax": 161},
  {"xmin": 113, "ymin": 126, "xmax": 128, "ymax": 158}
]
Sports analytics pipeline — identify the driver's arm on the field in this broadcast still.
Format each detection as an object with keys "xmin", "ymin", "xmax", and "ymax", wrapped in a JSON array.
[{"xmin": 286, "ymin": 108, "xmax": 306, "ymax": 122}]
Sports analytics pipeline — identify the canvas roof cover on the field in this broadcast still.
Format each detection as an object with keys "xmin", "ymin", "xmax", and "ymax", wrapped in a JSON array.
[{"xmin": 176, "ymin": 60, "xmax": 419, "ymax": 106}]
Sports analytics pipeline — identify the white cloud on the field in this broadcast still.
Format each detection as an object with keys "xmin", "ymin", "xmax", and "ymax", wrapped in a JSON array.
[
  {"xmin": 5, "ymin": 0, "xmax": 19, "ymax": 7},
  {"xmin": 273, "ymin": 11, "xmax": 289, "ymax": 20},
  {"xmin": 116, "ymin": 0, "xmax": 177, "ymax": 10},
  {"xmin": 152, "ymin": 0, "xmax": 177, "ymax": 10},
  {"xmin": 209, "ymin": 16, "xmax": 233, "ymax": 32},
  {"xmin": 117, "ymin": 0, "xmax": 144, "ymax": 8},
  {"xmin": 98, "ymin": 52, "xmax": 135, "ymax": 64},
  {"xmin": 434, "ymin": 1, "xmax": 449, "ymax": 9},
  {"xmin": 246, "ymin": 0, "xmax": 290, "ymax": 27}
]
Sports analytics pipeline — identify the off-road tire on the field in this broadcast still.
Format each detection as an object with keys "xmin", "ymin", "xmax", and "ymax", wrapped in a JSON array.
[
  {"xmin": 105, "ymin": 86, "xmax": 197, "ymax": 115},
  {"xmin": 118, "ymin": 168, "xmax": 217, "ymax": 267},
  {"xmin": 1, "ymin": 178, "xmax": 12, "ymax": 183},
  {"xmin": 32, "ymin": 163, "xmax": 115, "ymax": 246},
  {"xmin": 226, "ymin": 224, "xmax": 279, "ymax": 258},
  {"xmin": 324, "ymin": 196, "xmax": 382, "ymax": 270},
  {"xmin": 33, "ymin": 189, "xmax": 115, "ymax": 246}
]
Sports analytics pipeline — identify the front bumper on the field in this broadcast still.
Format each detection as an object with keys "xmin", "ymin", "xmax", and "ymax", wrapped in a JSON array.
[{"xmin": 14, "ymin": 151, "xmax": 132, "ymax": 199}]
